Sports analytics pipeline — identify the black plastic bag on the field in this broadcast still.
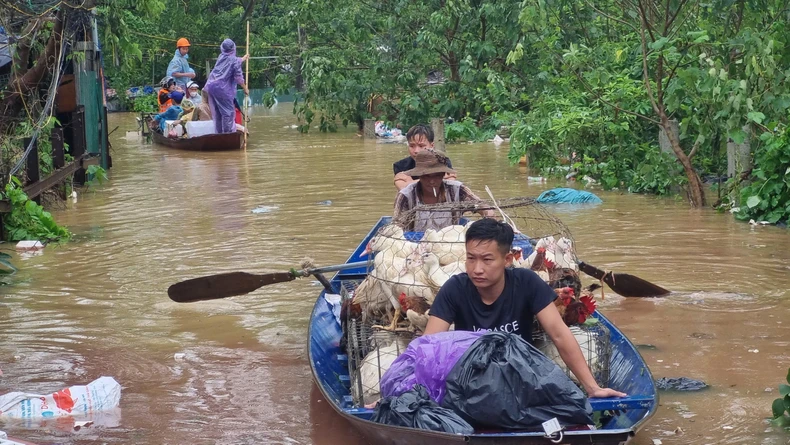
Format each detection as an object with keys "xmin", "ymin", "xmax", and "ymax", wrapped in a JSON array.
[
  {"xmin": 371, "ymin": 384, "xmax": 474, "ymax": 435},
  {"xmin": 443, "ymin": 332, "xmax": 593, "ymax": 429}
]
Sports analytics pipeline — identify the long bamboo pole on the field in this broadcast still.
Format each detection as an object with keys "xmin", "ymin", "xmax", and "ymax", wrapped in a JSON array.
[{"xmin": 244, "ymin": 20, "xmax": 250, "ymax": 149}]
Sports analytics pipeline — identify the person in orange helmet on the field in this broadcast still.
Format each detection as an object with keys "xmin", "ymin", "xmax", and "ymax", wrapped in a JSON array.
[{"xmin": 167, "ymin": 37, "xmax": 195, "ymax": 90}]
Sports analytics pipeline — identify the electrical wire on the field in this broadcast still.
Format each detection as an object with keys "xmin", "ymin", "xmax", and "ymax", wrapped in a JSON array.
[{"xmin": 8, "ymin": 13, "xmax": 69, "ymax": 179}]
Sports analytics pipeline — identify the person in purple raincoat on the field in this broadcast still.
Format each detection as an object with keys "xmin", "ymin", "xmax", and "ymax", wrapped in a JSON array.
[{"xmin": 204, "ymin": 39, "xmax": 249, "ymax": 134}]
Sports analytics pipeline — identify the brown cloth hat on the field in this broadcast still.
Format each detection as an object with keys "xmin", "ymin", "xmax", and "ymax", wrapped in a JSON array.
[{"xmin": 403, "ymin": 149, "xmax": 456, "ymax": 177}]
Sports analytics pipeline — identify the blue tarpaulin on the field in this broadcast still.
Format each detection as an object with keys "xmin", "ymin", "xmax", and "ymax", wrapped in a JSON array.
[{"xmin": 536, "ymin": 188, "xmax": 602, "ymax": 204}]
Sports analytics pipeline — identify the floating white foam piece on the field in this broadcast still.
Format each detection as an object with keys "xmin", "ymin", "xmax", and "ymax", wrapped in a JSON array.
[{"xmin": 15, "ymin": 240, "xmax": 43, "ymax": 251}]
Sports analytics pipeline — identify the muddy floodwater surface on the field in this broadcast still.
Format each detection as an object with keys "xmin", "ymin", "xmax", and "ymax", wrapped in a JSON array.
[{"xmin": 1, "ymin": 106, "xmax": 789, "ymax": 445}]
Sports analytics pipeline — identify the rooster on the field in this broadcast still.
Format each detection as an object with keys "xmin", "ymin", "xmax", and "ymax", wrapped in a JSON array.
[
  {"xmin": 397, "ymin": 292, "xmax": 431, "ymax": 332},
  {"xmin": 553, "ymin": 284, "xmax": 598, "ymax": 326}
]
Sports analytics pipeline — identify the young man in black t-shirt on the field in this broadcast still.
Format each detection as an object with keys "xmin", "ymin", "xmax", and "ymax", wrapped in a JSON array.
[
  {"xmin": 393, "ymin": 124, "xmax": 456, "ymax": 190},
  {"xmin": 424, "ymin": 219, "xmax": 627, "ymax": 399}
]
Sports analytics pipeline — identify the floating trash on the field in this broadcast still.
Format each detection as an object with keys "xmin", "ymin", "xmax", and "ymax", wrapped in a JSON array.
[
  {"xmin": 251, "ymin": 205, "xmax": 279, "ymax": 214},
  {"xmin": 655, "ymin": 377, "xmax": 708, "ymax": 391},
  {"xmin": 316, "ymin": 200, "xmax": 332, "ymax": 206}
]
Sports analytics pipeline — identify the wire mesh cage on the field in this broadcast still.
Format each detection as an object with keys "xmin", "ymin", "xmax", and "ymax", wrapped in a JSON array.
[
  {"xmin": 533, "ymin": 323, "xmax": 612, "ymax": 388},
  {"xmin": 366, "ymin": 197, "xmax": 583, "ymax": 333},
  {"xmin": 341, "ymin": 279, "xmax": 415, "ymax": 407},
  {"xmin": 342, "ymin": 197, "xmax": 613, "ymax": 407}
]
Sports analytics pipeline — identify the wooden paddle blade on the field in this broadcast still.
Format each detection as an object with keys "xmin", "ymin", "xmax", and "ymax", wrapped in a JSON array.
[
  {"xmin": 168, "ymin": 271, "xmax": 295, "ymax": 303},
  {"xmin": 577, "ymin": 261, "xmax": 670, "ymax": 298}
]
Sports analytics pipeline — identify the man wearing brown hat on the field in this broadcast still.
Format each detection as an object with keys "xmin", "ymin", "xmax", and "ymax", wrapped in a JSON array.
[{"xmin": 393, "ymin": 149, "xmax": 489, "ymax": 231}]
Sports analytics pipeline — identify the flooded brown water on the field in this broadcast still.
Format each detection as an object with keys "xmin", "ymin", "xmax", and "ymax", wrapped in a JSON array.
[{"xmin": 1, "ymin": 106, "xmax": 789, "ymax": 445}]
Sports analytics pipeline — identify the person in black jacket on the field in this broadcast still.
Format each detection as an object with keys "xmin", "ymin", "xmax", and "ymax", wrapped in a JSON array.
[{"xmin": 393, "ymin": 124, "xmax": 456, "ymax": 190}]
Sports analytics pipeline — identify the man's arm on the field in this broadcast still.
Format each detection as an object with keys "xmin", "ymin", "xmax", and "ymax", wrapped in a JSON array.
[
  {"xmin": 536, "ymin": 304, "xmax": 627, "ymax": 398},
  {"xmin": 394, "ymin": 172, "xmax": 416, "ymax": 190},
  {"xmin": 172, "ymin": 71, "xmax": 196, "ymax": 79},
  {"xmin": 422, "ymin": 316, "xmax": 451, "ymax": 335}
]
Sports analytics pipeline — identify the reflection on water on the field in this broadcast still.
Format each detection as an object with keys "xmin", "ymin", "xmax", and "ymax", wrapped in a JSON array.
[{"xmin": 1, "ymin": 105, "xmax": 789, "ymax": 444}]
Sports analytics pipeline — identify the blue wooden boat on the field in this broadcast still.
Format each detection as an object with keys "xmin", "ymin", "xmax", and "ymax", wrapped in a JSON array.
[{"xmin": 308, "ymin": 217, "xmax": 657, "ymax": 444}]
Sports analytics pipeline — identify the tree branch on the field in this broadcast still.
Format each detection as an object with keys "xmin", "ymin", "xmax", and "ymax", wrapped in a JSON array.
[{"xmin": 571, "ymin": 69, "xmax": 661, "ymax": 124}]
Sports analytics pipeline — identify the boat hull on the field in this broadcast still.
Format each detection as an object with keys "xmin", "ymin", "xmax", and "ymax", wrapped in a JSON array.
[
  {"xmin": 308, "ymin": 217, "xmax": 657, "ymax": 444},
  {"xmin": 150, "ymin": 128, "xmax": 243, "ymax": 151}
]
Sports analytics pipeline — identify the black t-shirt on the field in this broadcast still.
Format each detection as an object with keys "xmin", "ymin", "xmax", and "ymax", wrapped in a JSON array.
[
  {"xmin": 430, "ymin": 268, "xmax": 556, "ymax": 344},
  {"xmin": 393, "ymin": 156, "xmax": 454, "ymax": 178}
]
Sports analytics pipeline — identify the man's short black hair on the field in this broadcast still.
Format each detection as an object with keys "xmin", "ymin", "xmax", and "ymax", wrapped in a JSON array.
[
  {"xmin": 406, "ymin": 124, "xmax": 434, "ymax": 143},
  {"xmin": 465, "ymin": 218, "xmax": 514, "ymax": 255}
]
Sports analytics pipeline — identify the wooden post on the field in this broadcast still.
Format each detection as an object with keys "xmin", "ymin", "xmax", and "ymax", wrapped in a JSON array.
[
  {"xmin": 431, "ymin": 118, "xmax": 446, "ymax": 153},
  {"xmin": 205, "ymin": 59, "xmax": 211, "ymax": 78},
  {"xmin": 658, "ymin": 119, "xmax": 679, "ymax": 154},
  {"xmin": 727, "ymin": 125, "xmax": 752, "ymax": 178},
  {"xmin": 296, "ymin": 25, "xmax": 307, "ymax": 90},
  {"xmin": 363, "ymin": 119, "xmax": 376, "ymax": 139},
  {"xmin": 51, "ymin": 127, "xmax": 65, "ymax": 169},
  {"xmin": 72, "ymin": 106, "xmax": 87, "ymax": 185},
  {"xmin": 244, "ymin": 20, "xmax": 250, "ymax": 149},
  {"xmin": 24, "ymin": 137, "xmax": 40, "ymax": 204}
]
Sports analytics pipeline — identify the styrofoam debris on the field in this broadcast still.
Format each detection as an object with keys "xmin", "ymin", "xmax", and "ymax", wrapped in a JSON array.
[{"xmin": 15, "ymin": 240, "xmax": 43, "ymax": 251}]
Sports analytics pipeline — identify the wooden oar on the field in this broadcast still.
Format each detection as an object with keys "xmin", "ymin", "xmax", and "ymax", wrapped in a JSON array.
[
  {"xmin": 168, "ymin": 261, "xmax": 368, "ymax": 303},
  {"xmin": 577, "ymin": 261, "xmax": 669, "ymax": 298},
  {"xmin": 524, "ymin": 238, "xmax": 669, "ymax": 297}
]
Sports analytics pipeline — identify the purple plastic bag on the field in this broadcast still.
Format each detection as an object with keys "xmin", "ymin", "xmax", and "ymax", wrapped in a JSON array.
[{"xmin": 380, "ymin": 331, "xmax": 484, "ymax": 404}]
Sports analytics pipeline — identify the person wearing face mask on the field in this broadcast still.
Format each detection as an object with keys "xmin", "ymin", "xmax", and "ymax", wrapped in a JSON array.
[
  {"xmin": 186, "ymin": 81, "xmax": 202, "ymax": 105},
  {"xmin": 392, "ymin": 149, "xmax": 490, "ymax": 231}
]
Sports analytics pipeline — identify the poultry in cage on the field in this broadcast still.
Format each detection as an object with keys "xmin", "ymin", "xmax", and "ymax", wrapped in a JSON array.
[{"xmin": 351, "ymin": 336, "xmax": 411, "ymax": 406}]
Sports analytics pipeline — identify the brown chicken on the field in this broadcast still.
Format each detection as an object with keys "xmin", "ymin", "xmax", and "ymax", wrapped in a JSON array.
[{"xmin": 399, "ymin": 293, "xmax": 431, "ymax": 332}]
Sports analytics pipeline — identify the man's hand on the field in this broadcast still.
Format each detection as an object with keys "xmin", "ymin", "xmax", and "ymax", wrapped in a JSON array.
[
  {"xmin": 586, "ymin": 386, "xmax": 627, "ymax": 398},
  {"xmin": 241, "ymin": 54, "xmax": 250, "ymax": 62}
]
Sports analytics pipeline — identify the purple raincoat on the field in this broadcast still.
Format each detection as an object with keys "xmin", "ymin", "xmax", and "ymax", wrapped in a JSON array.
[{"xmin": 204, "ymin": 39, "xmax": 244, "ymax": 133}]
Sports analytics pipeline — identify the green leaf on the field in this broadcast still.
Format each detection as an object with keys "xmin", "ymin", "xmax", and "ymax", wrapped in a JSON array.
[
  {"xmin": 773, "ymin": 398, "xmax": 787, "ymax": 418},
  {"xmin": 747, "ymin": 111, "xmax": 766, "ymax": 124},
  {"xmin": 730, "ymin": 129, "xmax": 747, "ymax": 144},
  {"xmin": 781, "ymin": 384, "xmax": 790, "ymax": 397},
  {"xmin": 746, "ymin": 195, "xmax": 761, "ymax": 208},
  {"xmin": 787, "ymin": 368, "xmax": 790, "ymax": 385}
]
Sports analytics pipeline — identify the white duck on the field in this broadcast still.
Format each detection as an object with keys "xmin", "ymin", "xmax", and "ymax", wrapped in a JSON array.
[
  {"xmin": 418, "ymin": 250, "xmax": 463, "ymax": 292},
  {"xmin": 362, "ymin": 224, "xmax": 419, "ymax": 258},
  {"xmin": 553, "ymin": 237, "xmax": 578, "ymax": 271},
  {"xmin": 353, "ymin": 337, "xmax": 411, "ymax": 406},
  {"xmin": 420, "ymin": 225, "xmax": 467, "ymax": 266}
]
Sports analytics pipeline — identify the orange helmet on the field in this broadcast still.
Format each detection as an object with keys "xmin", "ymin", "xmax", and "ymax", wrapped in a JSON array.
[{"xmin": 176, "ymin": 38, "xmax": 190, "ymax": 48}]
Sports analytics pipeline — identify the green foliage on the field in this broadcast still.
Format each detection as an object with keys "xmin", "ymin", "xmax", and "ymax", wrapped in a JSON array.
[
  {"xmin": 770, "ymin": 368, "xmax": 790, "ymax": 429},
  {"xmin": 0, "ymin": 252, "xmax": 18, "ymax": 276},
  {"xmin": 2, "ymin": 178, "xmax": 71, "ymax": 243},
  {"xmin": 132, "ymin": 94, "xmax": 158, "ymax": 113},
  {"xmin": 446, "ymin": 117, "xmax": 490, "ymax": 143},
  {"xmin": 94, "ymin": 0, "xmax": 790, "ymax": 211},
  {"xmin": 736, "ymin": 127, "xmax": 790, "ymax": 224},
  {"xmin": 86, "ymin": 165, "xmax": 109, "ymax": 188}
]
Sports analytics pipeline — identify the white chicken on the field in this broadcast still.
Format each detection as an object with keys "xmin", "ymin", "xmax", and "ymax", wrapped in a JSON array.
[{"xmin": 352, "ymin": 337, "xmax": 411, "ymax": 406}]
